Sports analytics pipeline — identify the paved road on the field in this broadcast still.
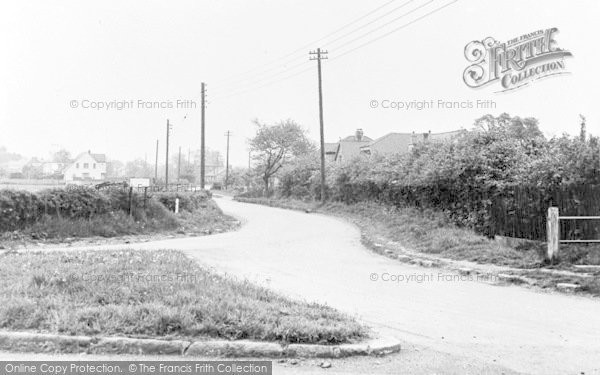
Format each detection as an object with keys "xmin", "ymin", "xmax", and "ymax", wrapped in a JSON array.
[{"xmin": 18, "ymin": 197, "xmax": 600, "ymax": 374}]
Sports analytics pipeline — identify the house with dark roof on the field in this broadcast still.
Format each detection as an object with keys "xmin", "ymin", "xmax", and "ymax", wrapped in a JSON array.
[
  {"xmin": 64, "ymin": 151, "xmax": 107, "ymax": 182},
  {"xmin": 359, "ymin": 130, "xmax": 464, "ymax": 156},
  {"xmin": 332, "ymin": 129, "xmax": 372, "ymax": 163}
]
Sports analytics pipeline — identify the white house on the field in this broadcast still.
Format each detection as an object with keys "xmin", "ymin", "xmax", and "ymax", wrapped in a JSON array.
[{"xmin": 64, "ymin": 151, "xmax": 107, "ymax": 182}]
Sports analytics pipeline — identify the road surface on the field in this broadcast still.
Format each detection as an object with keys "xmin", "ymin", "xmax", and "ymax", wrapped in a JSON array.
[{"xmin": 10, "ymin": 197, "xmax": 600, "ymax": 374}]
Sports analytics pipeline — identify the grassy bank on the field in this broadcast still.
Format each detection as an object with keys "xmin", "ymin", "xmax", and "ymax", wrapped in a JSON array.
[{"xmin": 0, "ymin": 249, "xmax": 367, "ymax": 344}]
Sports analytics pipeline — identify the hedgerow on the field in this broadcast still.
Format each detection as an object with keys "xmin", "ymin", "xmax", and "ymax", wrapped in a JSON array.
[
  {"xmin": 273, "ymin": 114, "xmax": 600, "ymax": 240},
  {"xmin": 0, "ymin": 187, "xmax": 209, "ymax": 232}
]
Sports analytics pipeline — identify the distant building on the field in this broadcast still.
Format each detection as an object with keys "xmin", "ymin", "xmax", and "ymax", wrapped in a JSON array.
[
  {"xmin": 359, "ymin": 130, "xmax": 464, "ymax": 156},
  {"xmin": 324, "ymin": 143, "xmax": 339, "ymax": 162},
  {"xmin": 332, "ymin": 129, "xmax": 373, "ymax": 163},
  {"xmin": 64, "ymin": 151, "xmax": 107, "ymax": 182}
]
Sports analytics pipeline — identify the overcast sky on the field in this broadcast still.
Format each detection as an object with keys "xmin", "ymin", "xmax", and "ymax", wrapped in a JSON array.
[{"xmin": 1, "ymin": 0, "xmax": 598, "ymax": 166}]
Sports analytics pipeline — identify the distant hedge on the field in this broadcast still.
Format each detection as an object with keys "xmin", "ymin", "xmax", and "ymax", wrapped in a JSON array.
[{"xmin": 0, "ymin": 187, "xmax": 210, "ymax": 232}]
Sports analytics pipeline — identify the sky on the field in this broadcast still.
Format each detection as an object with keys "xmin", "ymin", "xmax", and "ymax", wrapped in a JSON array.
[{"xmin": 1, "ymin": 0, "xmax": 598, "ymax": 167}]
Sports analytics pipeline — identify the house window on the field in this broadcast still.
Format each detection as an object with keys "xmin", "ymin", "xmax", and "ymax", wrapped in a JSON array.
[
  {"xmin": 83, "ymin": 163, "xmax": 89, "ymax": 169},
  {"xmin": 76, "ymin": 163, "xmax": 79, "ymax": 168},
  {"xmin": 93, "ymin": 163, "xmax": 96, "ymax": 169}
]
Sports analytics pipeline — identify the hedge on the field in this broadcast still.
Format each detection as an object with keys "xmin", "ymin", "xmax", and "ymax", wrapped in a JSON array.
[{"xmin": 0, "ymin": 187, "xmax": 210, "ymax": 232}]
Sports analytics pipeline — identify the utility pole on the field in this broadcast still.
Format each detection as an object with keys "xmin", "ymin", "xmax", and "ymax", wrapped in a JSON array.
[
  {"xmin": 165, "ymin": 119, "xmax": 172, "ymax": 188},
  {"xmin": 309, "ymin": 48, "xmax": 328, "ymax": 203},
  {"xmin": 200, "ymin": 82, "xmax": 206, "ymax": 189},
  {"xmin": 224, "ymin": 131, "xmax": 232, "ymax": 189},
  {"xmin": 177, "ymin": 146, "xmax": 182, "ymax": 183},
  {"xmin": 154, "ymin": 139, "xmax": 159, "ymax": 183}
]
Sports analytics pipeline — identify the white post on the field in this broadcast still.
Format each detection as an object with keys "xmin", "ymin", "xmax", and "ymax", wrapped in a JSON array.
[
  {"xmin": 175, "ymin": 198, "xmax": 180, "ymax": 214},
  {"xmin": 547, "ymin": 207, "xmax": 559, "ymax": 261}
]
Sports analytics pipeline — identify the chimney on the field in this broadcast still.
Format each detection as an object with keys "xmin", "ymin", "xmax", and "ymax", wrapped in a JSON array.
[{"xmin": 356, "ymin": 128, "xmax": 364, "ymax": 141}]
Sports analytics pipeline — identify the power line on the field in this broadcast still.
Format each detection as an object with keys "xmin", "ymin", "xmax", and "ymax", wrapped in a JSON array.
[
  {"xmin": 211, "ymin": 62, "xmax": 312, "ymax": 101},
  {"xmin": 212, "ymin": 0, "xmax": 456, "ymax": 101},
  {"xmin": 211, "ymin": 0, "xmax": 419, "ymax": 96},
  {"xmin": 212, "ymin": 0, "xmax": 399, "ymax": 87},
  {"xmin": 329, "ymin": 0, "xmax": 434, "ymax": 51},
  {"xmin": 333, "ymin": 0, "xmax": 457, "ymax": 60},
  {"xmin": 210, "ymin": 59, "xmax": 309, "ymax": 97},
  {"xmin": 322, "ymin": 0, "xmax": 416, "ymax": 48}
]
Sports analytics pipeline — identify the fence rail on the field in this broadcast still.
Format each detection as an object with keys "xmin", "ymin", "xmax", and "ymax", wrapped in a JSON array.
[{"xmin": 547, "ymin": 207, "xmax": 600, "ymax": 260}]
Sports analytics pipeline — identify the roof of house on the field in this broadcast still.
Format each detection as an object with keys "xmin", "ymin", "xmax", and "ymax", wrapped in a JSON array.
[
  {"xmin": 361, "ymin": 130, "xmax": 464, "ymax": 155},
  {"xmin": 324, "ymin": 143, "xmax": 339, "ymax": 154},
  {"xmin": 73, "ymin": 152, "xmax": 107, "ymax": 163},
  {"xmin": 90, "ymin": 153, "xmax": 107, "ymax": 163},
  {"xmin": 337, "ymin": 139, "xmax": 371, "ymax": 160},
  {"xmin": 360, "ymin": 133, "xmax": 415, "ymax": 154},
  {"xmin": 427, "ymin": 129, "xmax": 465, "ymax": 140},
  {"xmin": 340, "ymin": 134, "xmax": 373, "ymax": 142}
]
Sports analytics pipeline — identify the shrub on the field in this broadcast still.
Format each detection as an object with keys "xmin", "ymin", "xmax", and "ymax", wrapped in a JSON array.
[{"xmin": 151, "ymin": 191, "xmax": 210, "ymax": 212}]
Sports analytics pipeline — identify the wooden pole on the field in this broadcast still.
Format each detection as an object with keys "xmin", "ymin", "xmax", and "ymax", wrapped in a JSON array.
[
  {"xmin": 128, "ymin": 187, "xmax": 133, "ymax": 217},
  {"xmin": 200, "ymin": 82, "xmax": 206, "ymax": 189},
  {"xmin": 309, "ymin": 48, "xmax": 328, "ymax": 203},
  {"xmin": 547, "ymin": 207, "xmax": 559, "ymax": 261},
  {"xmin": 165, "ymin": 119, "xmax": 170, "ymax": 188}
]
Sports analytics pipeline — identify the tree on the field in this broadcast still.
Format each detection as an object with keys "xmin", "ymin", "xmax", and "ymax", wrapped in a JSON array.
[
  {"xmin": 473, "ymin": 113, "xmax": 544, "ymax": 140},
  {"xmin": 106, "ymin": 160, "xmax": 124, "ymax": 177},
  {"xmin": 52, "ymin": 149, "xmax": 72, "ymax": 163},
  {"xmin": 124, "ymin": 159, "xmax": 153, "ymax": 178},
  {"xmin": 249, "ymin": 119, "xmax": 314, "ymax": 196},
  {"xmin": 579, "ymin": 114, "xmax": 587, "ymax": 142}
]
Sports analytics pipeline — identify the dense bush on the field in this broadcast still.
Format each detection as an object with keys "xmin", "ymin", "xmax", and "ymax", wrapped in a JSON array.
[{"xmin": 0, "ymin": 186, "xmax": 210, "ymax": 232}]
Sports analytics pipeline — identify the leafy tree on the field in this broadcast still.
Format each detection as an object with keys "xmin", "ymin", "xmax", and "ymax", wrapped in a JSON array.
[
  {"xmin": 106, "ymin": 160, "xmax": 125, "ymax": 177},
  {"xmin": 473, "ymin": 113, "xmax": 544, "ymax": 140},
  {"xmin": 52, "ymin": 149, "xmax": 72, "ymax": 163},
  {"xmin": 249, "ymin": 119, "xmax": 314, "ymax": 196},
  {"xmin": 124, "ymin": 159, "xmax": 153, "ymax": 178}
]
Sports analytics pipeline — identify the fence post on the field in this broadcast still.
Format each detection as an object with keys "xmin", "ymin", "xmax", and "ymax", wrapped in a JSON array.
[
  {"xmin": 547, "ymin": 207, "xmax": 559, "ymax": 261},
  {"xmin": 175, "ymin": 198, "xmax": 180, "ymax": 214}
]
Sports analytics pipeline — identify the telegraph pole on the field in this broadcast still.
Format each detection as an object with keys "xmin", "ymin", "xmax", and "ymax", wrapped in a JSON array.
[
  {"xmin": 165, "ymin": 119, "xmax": 172, "ymax": 188},
  {"xmin": 154, "ymin": 139, "xmax": 159, "ymax": 183},
  {"xmin": 309, "ymin": 48, "xmax": 328, "ymax": 203},
  {"xmin": 224, "ymin": 131, "xmax": 232, "ymax": 189},
  {"xmin": 200, "ymin": 82, "xmax": 206, "ymax": 189},
  {"xmin": 177, "ymin": 146, "xmax": 182, "ymax": 183}
]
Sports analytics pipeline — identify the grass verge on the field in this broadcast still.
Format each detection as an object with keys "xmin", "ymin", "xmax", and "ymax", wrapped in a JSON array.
[{"xmin": 0, "ymin": 249, "xmax": 367, "ymax": 344}]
